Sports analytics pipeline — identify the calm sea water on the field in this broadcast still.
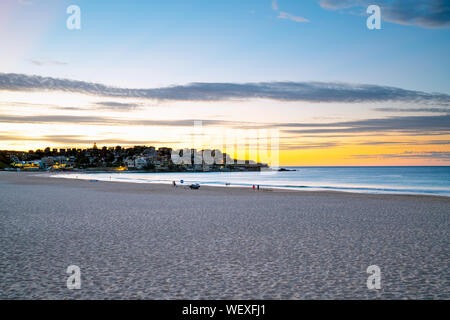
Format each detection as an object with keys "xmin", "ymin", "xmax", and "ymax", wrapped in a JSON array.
[{"xmin": 53, "ymin": 166, "xmax": 450, "ymax": 196}]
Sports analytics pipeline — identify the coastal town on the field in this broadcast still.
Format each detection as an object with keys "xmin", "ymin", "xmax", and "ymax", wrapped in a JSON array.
[{"xmin": 0, "ymin": 143, "xmax": 268, "ymax": 172}]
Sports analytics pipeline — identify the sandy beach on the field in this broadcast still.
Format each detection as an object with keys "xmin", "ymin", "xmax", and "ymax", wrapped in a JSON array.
[{"xmin": 0, "ymin": 171, "xmax": 448, "ymax": 299}]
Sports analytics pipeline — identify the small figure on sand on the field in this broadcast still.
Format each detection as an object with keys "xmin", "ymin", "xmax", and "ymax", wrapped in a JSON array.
[
  {"xmin": 257, "ymin": 185, "xmax": 260, "ymax": 190},
  {"xmin": 252, "ymin": 185, "xmax": 255, "ymax": 190},
  {"xmin": 172, "ymin": 181, "xmax": 176, "ymax": 187}
]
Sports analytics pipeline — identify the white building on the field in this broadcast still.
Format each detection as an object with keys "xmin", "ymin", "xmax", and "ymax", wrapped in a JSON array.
[{"xmin": 134, "ymin": 157, "xmax": 148, "ymax": 169}]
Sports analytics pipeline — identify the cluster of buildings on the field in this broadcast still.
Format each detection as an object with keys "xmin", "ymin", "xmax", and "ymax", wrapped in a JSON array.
[{"xmin": 0, "ymin": 143, "xmax": 267, "ymax": 172}]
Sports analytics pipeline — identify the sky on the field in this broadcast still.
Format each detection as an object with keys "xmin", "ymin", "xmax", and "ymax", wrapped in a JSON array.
[{"xmin": 0, "ymin": 0, "xmax": 449, "ymax": 166}]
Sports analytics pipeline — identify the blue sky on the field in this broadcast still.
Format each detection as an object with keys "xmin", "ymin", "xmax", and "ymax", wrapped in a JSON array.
[{"xmin": 3, "ymin": 0, "xmax": 450, "ymax": 92}]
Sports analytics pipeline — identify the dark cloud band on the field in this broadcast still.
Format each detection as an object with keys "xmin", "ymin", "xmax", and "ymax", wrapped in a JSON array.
[
  {"xmin": 280, "ymin": 114, "xmax": 450, "ymax": 135},
  {"xmin": 1, "ymin": 113, "xmax": 449, "ymax": 137},
  {"xmin": 1, "ymin": 73, "xmax": 449, "ymax": 105}
]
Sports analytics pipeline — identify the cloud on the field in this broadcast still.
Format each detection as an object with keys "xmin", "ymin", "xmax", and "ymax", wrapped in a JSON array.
[
  {"xmin": 0, "ymin": 134, "xmax": 175, "ymax": 146},
  {"xmin": 94, "ymin": 101, "xmax": 141, "ymax": 111},
  {"xmin": 319, "ymin": 0, "xmax": 360, "ymax": 10},
  {"xmin": 350, "ymin": 151, "xmax": 450, "ymax": 160},
  {"xmin": 319, "ymin": 0, "xmax": 450, "ymax": 28},
  {"xmin": 0, "ymin": 100, "xmax": 141, "ymax": 112},
  {"xmin": 374, "ymin": 107, "xmax": 450, "ymax": 113},
  {"xmin": 28, "ymin": 59, "xmax": 68, "ymax": 67},
  {"xmin": 1, "ymin": 73, "xmax": 449, "ymax": 105},
  {"xmin": 277, "ymin": 11, "xmax": 309, "ymax": 23},
  {"xmin": 271, "ymin": 0, "xmax": 309, "ymax": 23},
  {"xmin": 2, "ymin": 111, "xmax": 449, "ymax": 141},
  {"xmin": 0, "ymin": 114, "xmax": 245, "ymax": 127},
  {"xmin": 279, "ymin": 138, "xmax": 450, "ymax": 150},
  {"xmin": 0, "ymin": 115, "xmax": 124, "ymax": 125},
  {"xmin": 280, "ymin": 114, "xmax": 450, "ymax": 135},
  {"xmin": 356, "ymin": 140, "xmax": 411, "ymax": 145},
  {"xmin": 357, "ymin": 139, "xmax": 450, "ymax": 146},
  {"xmin": 279, "ymin": 142, "xmax": 339, "ymax": 150}
]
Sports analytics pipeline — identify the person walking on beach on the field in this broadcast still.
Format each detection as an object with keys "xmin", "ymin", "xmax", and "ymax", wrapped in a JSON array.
[
  {"xmin": 253, "ymin": 185, "xmax": 255, "ymax": 190},
  {"xmin": 257, "ymin": 185, "xmax": 260, "ymax": 190},
  {"xmin": 172, "ymin": 181, "xmax": 176, "ymax": 187}
]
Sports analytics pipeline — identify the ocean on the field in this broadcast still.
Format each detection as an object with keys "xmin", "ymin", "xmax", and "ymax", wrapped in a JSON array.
[{"xmin": 52, "ymin": 166, "xmax": 450, "ymax": 197}]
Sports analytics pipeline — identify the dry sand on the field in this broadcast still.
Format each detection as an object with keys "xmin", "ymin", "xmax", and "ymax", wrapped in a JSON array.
[{"xmin": 0, "ymin": 171, "xmax": 449, "ymax": 299}]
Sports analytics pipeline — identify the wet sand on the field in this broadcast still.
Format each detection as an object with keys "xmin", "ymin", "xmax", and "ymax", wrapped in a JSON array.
[{"xmin": 0, "ymin": 172, "xmax": 449, "ymax": 299}]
